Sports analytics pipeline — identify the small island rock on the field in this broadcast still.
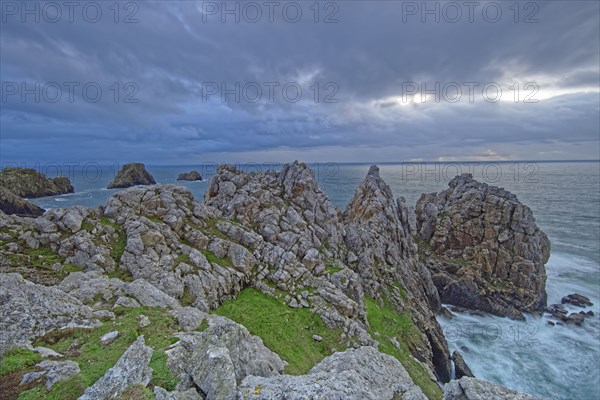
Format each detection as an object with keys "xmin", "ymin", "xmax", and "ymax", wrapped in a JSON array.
[
  {"xmin": 0, "ymin": 168, "xmax": 74, "ymax": 198},
  {"xmin": 107, "ymin": 163, "xmax": 156, "ymax": 189},
  {"xmin": 177, "ymin": 170, "xmax": 202, "ymax": 181}
]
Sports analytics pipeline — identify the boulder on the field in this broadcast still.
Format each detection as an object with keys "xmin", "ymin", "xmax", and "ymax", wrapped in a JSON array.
[
  {"xmin": 561, "ymin": 293, "xmax": 593, "ymax": 307},
  {"xmin": 177, "ymin": 171, "xmax": 202, "ymax": 181},
  {"xmin": 0, "ymin": 168, "xmax": 74, "ymax": 198},
  {"xmin": 167, "ymin": 315, "xmax": 285, "ymax": 400},
  {"xmin": 452, "ymin": 351, "xmax": 474, "ymax": 379},
  {"xmin": 416, "ymin": 174, "xmax": 550, "ymax": 318},
  {"xmin": 107, "ymin": 163, "xmax": 156, "ymax": 189},
  {"xmin": 79, "ymin": 336, "xmax": 153, "ymax": 400},
  {"xmin": 444, "ymin": 376, "xmax": 539, "ymax": 400},
  {"xmin": 239, "ymin": 346, "xmax": 427, "ymax": 400},
  {"xmin": 0, "ymin": 187, "xmax": 45, "ymax": 217}
]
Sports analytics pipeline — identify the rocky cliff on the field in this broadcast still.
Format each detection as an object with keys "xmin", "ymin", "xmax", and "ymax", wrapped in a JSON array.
[
  {"xmin": 0, "ymin": 168, "xmax": 74, "ymax": 199},
  {"xmin": 416, "ymin": 174, "xmax": 550, "ymax": 319},
  {"xmin": 0, "ymin": 163, "xmax": 545, "ymax": 400}
]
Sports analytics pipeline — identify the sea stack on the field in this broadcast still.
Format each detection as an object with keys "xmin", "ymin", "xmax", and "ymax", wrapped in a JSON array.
[
  {"xmin": 416, "ymin": 173, "xmax": 551, "ymax": 319},
  {"xmin": 107, "ymin": 163, "xmax": 156, "ymax": 189}
]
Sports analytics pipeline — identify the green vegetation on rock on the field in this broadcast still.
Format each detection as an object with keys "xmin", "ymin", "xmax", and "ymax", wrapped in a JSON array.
[
  {"xmin": 214, "ymin": 288, "xmax": 345, "ymax": 375},
  {"xmin": 365, "ymin": 298, "xmax": 443, "ymax": 400},
  {"xmin": 0, "ymin": 348, "xmax": 42, "ymax": 376},
  {"xmin": 17, "ymin": 307, "xmax": 178, "ymax": 400}
]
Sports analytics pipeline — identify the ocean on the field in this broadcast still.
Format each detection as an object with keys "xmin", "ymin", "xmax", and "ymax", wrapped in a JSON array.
[{"xmin": 23, "ymin": 161, "xmax": 600, "ymax": 399}]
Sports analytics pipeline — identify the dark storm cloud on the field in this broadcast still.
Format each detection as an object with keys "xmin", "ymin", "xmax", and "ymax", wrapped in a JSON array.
[{"xmin": 1, "ymin": 0, "xmax": 599, "ymax": 164}]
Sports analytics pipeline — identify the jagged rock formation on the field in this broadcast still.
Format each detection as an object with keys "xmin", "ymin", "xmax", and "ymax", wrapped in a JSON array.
[
  {"xmin": 444, "ymin": 377, "xmax": 539, "ymax": 400},
  {"xmin": 239, "ymin": 346, "xmax": 428, "ymax": 400},
  {"xmin": 107, "ymin": 163, "xmax": 156, "ymax": 189},
  {"xmin": 416, "ymin": 174, "xmax": 550, "ymax": 319},
  {"xmin": 79, "ymin": 336, "xmax": 153, "ymax": 400},
  {"xmin": 0, "ymin": 186, "xmax": 45, "ymax": 217},
  {"xmin": 0, "ymin": 167, "xmax": 74, "ymax": 198},
  {"xmin": 0, "ymin": 162, "xmax": 546, "ymax": 400},
  {"xmin": 178, "ymin": 171, "xmax": 202, "ymax": 181},
  {"xmin": 343, "ymin": 165, "xmax": 450, "ymax": 381}
]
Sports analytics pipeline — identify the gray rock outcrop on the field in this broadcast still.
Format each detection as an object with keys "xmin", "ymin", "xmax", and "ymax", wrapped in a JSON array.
[
  {"xmin": 0, "ymin": 273, "xmax": 100, "ymax": 355},
  {"xmin": 451, "ymin": 351, "xmax": 474, "ymax": 379},
  {"xmin": 79, "ymin": 336, "xmax": 153, "ymax": 400},
  {"xmin": 416, "ymin": 174, "xmax": 550, "ymax": 319},
  {"xmin": 444, "ymin": 377, "xmax": 539, "ymax": 400},
  {"xmin": 343, "ymin": 165, "xmax": 451, "ymax": 381},
  {"xmin": 239, "ymin": 346, "xmax": 427, "ymax": 400},
  {"xmin": 167, "ymin": 315, "xmax": 285, "ymax": 400},
  {"xmin": 107, "ymin": 163, "xmax": 156, "ymax": 189},
  {"xmin": 177, "ymin": 171, "xmax": 202, "ymax": 181}
]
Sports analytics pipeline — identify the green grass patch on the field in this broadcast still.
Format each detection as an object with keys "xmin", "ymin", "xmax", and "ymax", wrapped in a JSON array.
[
  {"xmin": 200, "ymin": 249, "xmax": 231, "ymax": 267},
  {"xmin": 17, "ymin": 307, "xmax": 179, "ymax": 399},
  {"xmin": 325, "ymin": 264, "xmax": 343, "ymax": 274},
  {"xmin": 0, "ymin": 348, "xmax": 42, "ymax": 376},
  {"xmin": 118, "ymin": 384, "xmax": 155, "ymax": 400},
  {"xmin": 214, "ymin": 288, "xmax": 344, "ymax": 375},
  {"xmin": 365, "ymin": 298, "xmax": 442, "ymax": 400}
]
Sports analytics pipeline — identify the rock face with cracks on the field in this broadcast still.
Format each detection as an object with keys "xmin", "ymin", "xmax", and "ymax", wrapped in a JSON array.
[{"xmin": 416, "ymin": 173, "xmax": 550, "ymax": 319}]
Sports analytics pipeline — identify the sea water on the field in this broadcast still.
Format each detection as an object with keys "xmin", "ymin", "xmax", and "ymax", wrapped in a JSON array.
[{"xmin": 23, "ymin": 161, "xmax": 600, "ymax": 399}]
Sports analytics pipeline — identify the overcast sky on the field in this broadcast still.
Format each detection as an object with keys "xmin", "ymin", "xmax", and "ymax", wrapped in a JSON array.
[{"xmin": 1, "ymin": 0, "xmax": 599, "ymax": 165}]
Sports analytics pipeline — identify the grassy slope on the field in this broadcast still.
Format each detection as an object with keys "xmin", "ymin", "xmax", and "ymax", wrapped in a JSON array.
[
  {"xmin": 6, "ymin": 307, "xmax": 179, "ymax": 400},
  {"xmin": 365, "ymin": 297, "xmax": 443, "ymax": 400},
  {"xmin": 214, "ymin": 288, "xmax": 344, "ymax": 375}
]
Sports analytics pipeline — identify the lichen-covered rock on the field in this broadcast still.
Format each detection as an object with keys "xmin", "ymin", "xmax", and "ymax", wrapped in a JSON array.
[
  {"xmin": 167, "ymin": 315, "xmax": 285, "ymax": 399},
  {"xmin": 416, "ymin": 174, "xmax": 550, "ymax": 318},
  {"xmin": 444, "ymin": 377, "xmax": 539, "ymax": 400},
  {"xmin": 177, "ymin": 171, "xmax": 202, "ymax": 181},
  {"xmin": 79, "ymin": 336, "xmax": 153, "ymax": 400},
  {"xmin": 0, "ymin": 273, "xmax": 100, "ymax": 355},
  {"xmin": 107, "ymin": 163, "xmax": 156, "ymax": 189},
  {"xmin": 0, "ymin": 187, "xmax": 45, "ymax": 217},
  {"xmin": 0, "ymin": 168, "xmax": 74, "ymax": 198},
  {"xmin": 239, "ymin": 346, "xmax": 427, "ymax": 400}
]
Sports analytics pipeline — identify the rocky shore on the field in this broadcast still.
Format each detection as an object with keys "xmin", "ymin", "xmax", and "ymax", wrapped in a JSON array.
[
  {"xmin": 0, "ymin": 162, "xmax": 546, "ymax": 400},
  {"xmin": 0, "ymin": 168, "xmax": 75, "ymax": 217}
]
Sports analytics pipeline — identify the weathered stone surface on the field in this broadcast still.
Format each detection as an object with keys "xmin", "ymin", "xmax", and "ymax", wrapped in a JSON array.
[
  {"xmin": 0, "ymin": 187, "xmax": 45, "ymax": 217},
  {"xmin": 107, "ymin": 163, "xmax": 156, "ymax": 189},
  {"xmin": 38, "ymin": 360, "xmax": 81, "ymax": 389},
  {"xmin": 452, "ymin": 351, "xmax": 474, "ymax": 379},
  {"xmin": 343, "ymin": 165, "xmax": 451, "ymax": 381},
  {"xmin": 79, "ymin": 336, "xmax": 153, "ymax": 400},
  {"xmin": 154, "ymin": 387, "xmax": 203, "ymax": 400},
  {"xmin": 177, "ymin": 171, "xmax": 202, "ymax": 181},
  {"xmin": 167, "ymin": 315, "xmax": 285, "ymax": 400},
  {"xmin": 416, "ymin": 174, "xmax": 550, "ymax": 319},
  {"xmin": 100, "ymin": 331, "xmax": 119, "ymax": 345},
  {"xmin": 169, "ymin": 307, "xmax": 208, "ymax": 332},
  {"xmin": 444, "ymin": 377, "xmax": 539, "ymax": 400},
  {"xmin": 239, "ymin": 346, "xmax": 427, "ymax": 400},
  {"xmin": 125, "ymin": 279, "xmax": 182, "ymax": 309},
  {"xmin": 0, "ymin": 273, "xmax": 100, "ymax": 355},
  {"xmin": 0, "ymin": 168, "xmax": 74, "ymax": 198}
]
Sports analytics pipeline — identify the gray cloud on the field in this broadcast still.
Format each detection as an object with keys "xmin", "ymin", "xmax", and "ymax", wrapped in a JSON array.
[{"xmin": 1, "ymin": 0, "xmax": 598, "ymax": 164}]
